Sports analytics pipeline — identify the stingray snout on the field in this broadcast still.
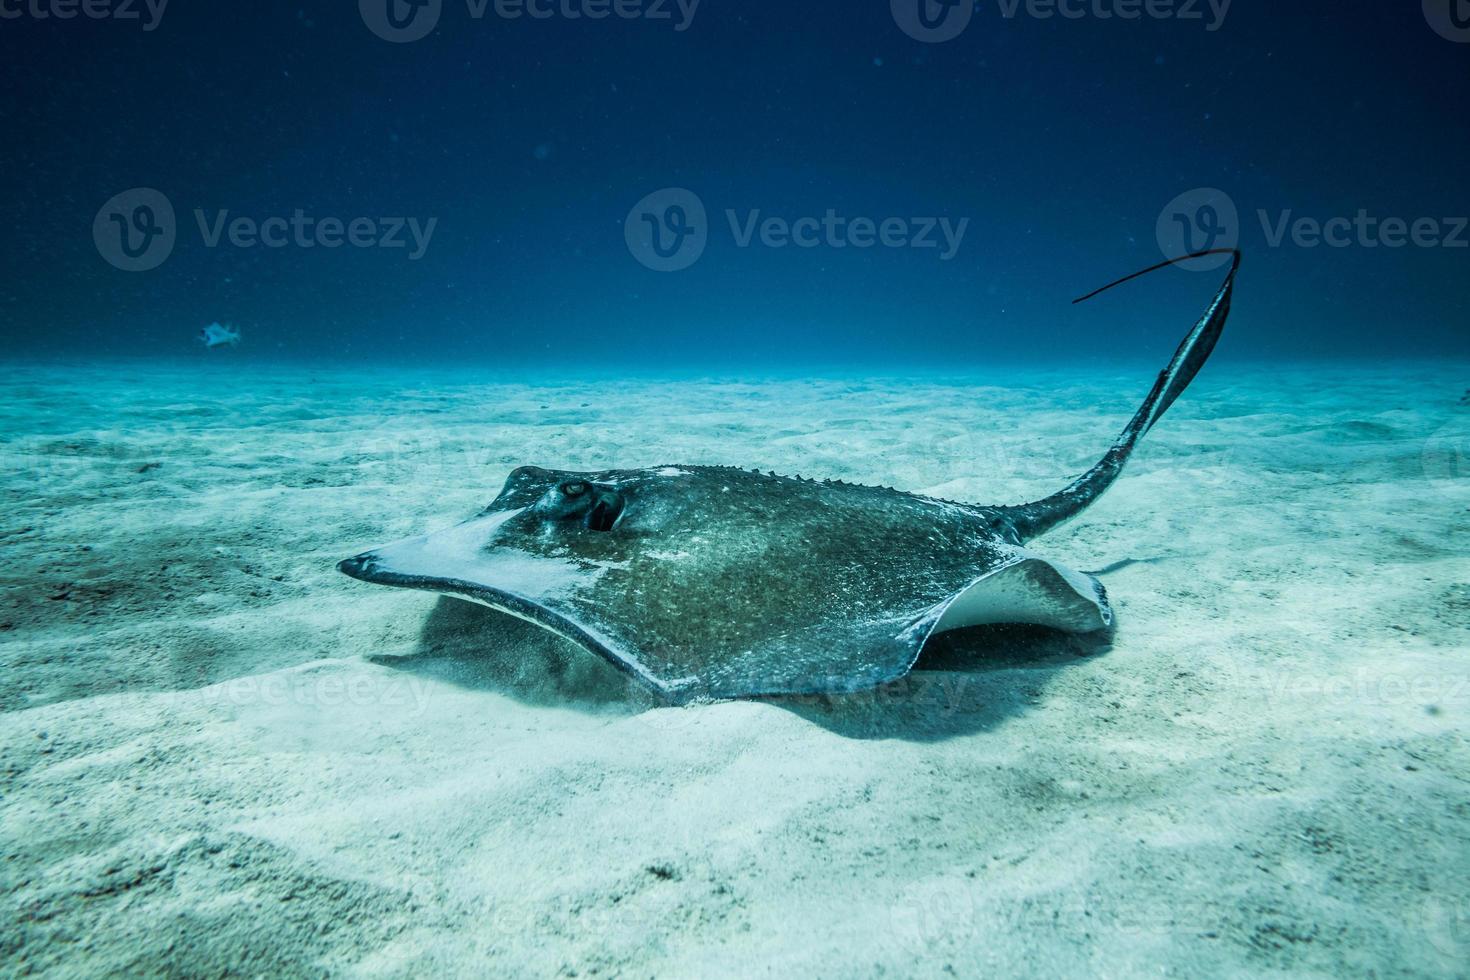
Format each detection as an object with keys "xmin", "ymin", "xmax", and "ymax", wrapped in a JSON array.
[{"xmin": 337, "ymin": 552, "xmax": 377, "ymax": 580}]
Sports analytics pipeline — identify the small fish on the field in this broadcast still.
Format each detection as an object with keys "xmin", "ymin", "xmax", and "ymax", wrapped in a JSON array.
[{"xmin": 198, "ymin": 322, "xmax": 240, "ymax": 349}]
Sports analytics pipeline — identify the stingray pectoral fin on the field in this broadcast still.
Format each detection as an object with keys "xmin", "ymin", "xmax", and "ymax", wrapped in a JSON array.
[
  {"xmin": 931, "ymin": 553, "xmax": 1113, "ymax": 635},
  {"xmin": 337, "ymin": 544, "xmax": 689, "ymax": 699}
]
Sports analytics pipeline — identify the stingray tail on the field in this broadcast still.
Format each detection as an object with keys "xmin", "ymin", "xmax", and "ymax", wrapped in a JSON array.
[{"xmin": 999, "ymin": 248, "xmax": 1241, "ymax": 542}]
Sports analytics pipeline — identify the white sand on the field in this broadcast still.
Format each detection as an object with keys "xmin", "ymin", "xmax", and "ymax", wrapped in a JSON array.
[{"xmin": 2, "ymin": 361, "xmax": 1467, "ymax": 976}]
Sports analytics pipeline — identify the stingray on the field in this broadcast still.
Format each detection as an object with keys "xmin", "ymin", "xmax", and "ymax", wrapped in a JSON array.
[{"xmin": 340, "ymin": 249, "xmax": 1242, "ymax": 702}]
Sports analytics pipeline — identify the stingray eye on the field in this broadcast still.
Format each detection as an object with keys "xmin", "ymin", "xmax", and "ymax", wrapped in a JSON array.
[{"xmin": 535, "ymin": 480, "xmax": 624, "ymax": 530}]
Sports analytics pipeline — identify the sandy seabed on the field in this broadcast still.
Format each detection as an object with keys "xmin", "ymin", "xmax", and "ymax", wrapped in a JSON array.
[{"xmin": 1, "ymin": 360, "xmax": 1467, "ymax": 977}]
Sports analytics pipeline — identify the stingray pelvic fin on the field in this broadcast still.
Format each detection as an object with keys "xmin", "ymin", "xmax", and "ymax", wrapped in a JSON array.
[{"xmin": 1001, "ymin": 249, "xmax": 1241, "ymax": 542}]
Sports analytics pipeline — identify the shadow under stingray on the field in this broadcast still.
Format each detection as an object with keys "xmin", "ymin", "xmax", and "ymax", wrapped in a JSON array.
[
  {"xmin": 771, "ymin": 624, "xmax": 1113, "ymax": 742},
  {"xmin": 369, "ymin": 596, "xmax": 654, "ymax": 714},
  {"xmin": 371, "ymin": 596, "xmax": 1114, "ymax": 742}
]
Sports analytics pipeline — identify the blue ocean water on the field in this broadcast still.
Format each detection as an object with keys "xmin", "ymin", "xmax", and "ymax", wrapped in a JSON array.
[{"xmin": 2, "ymin": 1, "xmax": 1467, "ymax": 367}]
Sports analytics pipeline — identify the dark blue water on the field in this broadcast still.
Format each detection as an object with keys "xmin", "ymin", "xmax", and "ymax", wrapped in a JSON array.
[{"xmin": 3, "ymin": 0, "xmax": 1467, "ymax": 366}]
